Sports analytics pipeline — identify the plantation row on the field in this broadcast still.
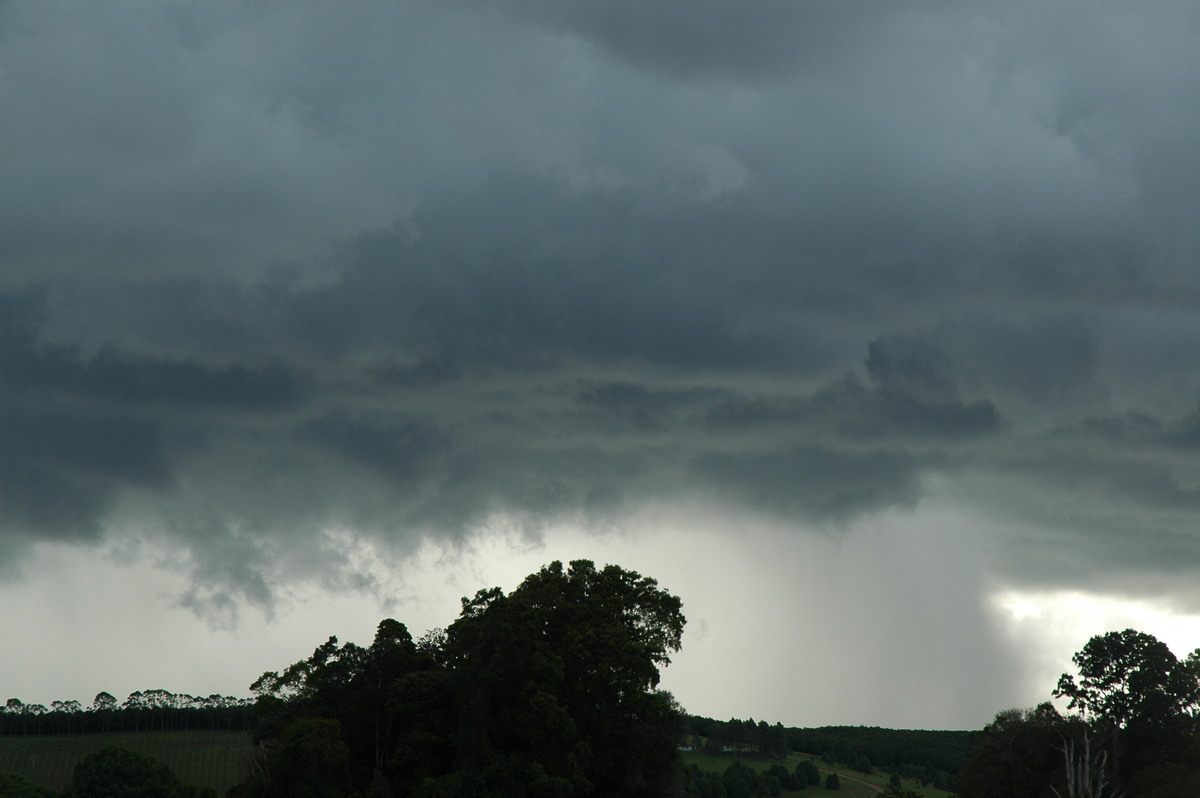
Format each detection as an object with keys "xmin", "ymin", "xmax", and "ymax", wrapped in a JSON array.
[{"xmin": 1, "ymin": 691, "xmax": 255, "ymax": 736}]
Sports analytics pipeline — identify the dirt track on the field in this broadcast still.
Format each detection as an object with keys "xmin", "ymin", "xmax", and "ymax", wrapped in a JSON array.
[{"xmin": 822, "ymin": 769, "xmax": 884, "ymax": 793}]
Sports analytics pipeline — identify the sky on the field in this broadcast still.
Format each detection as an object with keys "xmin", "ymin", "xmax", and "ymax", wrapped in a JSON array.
[{"xmin": 3, "ymin": 0, "xmax": 1200, "ymax": 732}]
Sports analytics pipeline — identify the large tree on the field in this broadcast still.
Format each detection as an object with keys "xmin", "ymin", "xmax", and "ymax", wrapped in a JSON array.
[
  {"xmin": 1054, "ymin": 629, "xmax": 1200, "ymax": 784},
  {"xmin": 1054, "ymin": 630, "xmax": 1192, "ymax": 730},
  {"xmin": 433, "ymin": 559, "xmax": 686, "ymax": 797},
  {"xmin": 247, "ymin": 618, "xmax": 443, "ymax": 796},
  {"xmin": 957, "ymin": 703, "xmax": 1076, "ymax": 798}
]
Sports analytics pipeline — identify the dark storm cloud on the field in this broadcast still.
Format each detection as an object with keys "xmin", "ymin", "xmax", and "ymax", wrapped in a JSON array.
[
  {"xmin": 3, "ymin": 0, "xmax": 1200, "ymax": 629},
  {"xmin": 575, "ymin": 381, "xmax": 724, "ymax": 432},
  {"xmin": 942, "ymin": 316, "xmax": 1101, "ymax": 409},
  {"xmin": 276, "ymin": 177, "xmax": 840, "ymax": 374},
  {"xmin": 0, "ymin": 288, "xmax": 307, "ymax": 565},
  {"xmin": 0, "ymin": 290, "xmax": 306, "ymax": 409},
  {"xmin": 694, "ymin": 446, "xmax": 921, "ymax": 521},
  {"xmin": 465, "ymin": 0, "xmax": 896, "ymax": 79},
  {"xmin": 0, "ymin": 405, "xmax": 166, "ymax": 540},
  {"xmin": 707, "ymin": 372, "xmax": 1001, "ymax": 442},
  {"xmin": 302, "ymin": 415, "xmax": 449, "ymax": 484}
]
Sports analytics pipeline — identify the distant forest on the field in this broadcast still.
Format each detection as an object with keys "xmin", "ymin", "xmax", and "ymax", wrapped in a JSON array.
[{"xmin": 682, "ymin": 716, "xmax": 969, "ymax": 790}]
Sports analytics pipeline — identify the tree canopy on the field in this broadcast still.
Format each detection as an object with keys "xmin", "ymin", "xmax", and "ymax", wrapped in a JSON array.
[
  {"xmin": 239, "ymin": 560, "xmax": 686, "ymax": 798},
  {"xmin": 1054, "ymin": 629, "xmax": 1200, "ymax": 730},
  {"xmin": 62, "ymin": 746, "xmax": 214, "ymax": 798},
  {"xmin": 961, "ymin": 629, "xmax": 1200, "ymax": 798}
]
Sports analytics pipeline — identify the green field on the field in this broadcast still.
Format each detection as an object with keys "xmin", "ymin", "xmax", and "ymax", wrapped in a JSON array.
[
  {"xmin": 681, "ymin": 750, "xmax": 956, "ymax": 798},
  {"xmin": 0, "ymin": 731, "xmax": 252, "ymax": 794}
]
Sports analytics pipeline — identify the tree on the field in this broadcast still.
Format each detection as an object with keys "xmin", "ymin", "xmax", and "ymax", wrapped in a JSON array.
[
  {"xmin": 825, "ymin": 772, "xmax": 840, "ymax": 790},
  {"xmin": 249, "ymin": 619, "xmax": 443, "ymax": 796},
  {"xmin": 797, "ymin": 760, "xmax": 820, "ymax": 786},
  {"xmin": 1054, "ymin": 629, "xmax": 1200, "ymax": 784},
  {"xmin": 1049, "ymin": 729, "xmax": 1122, "ymax": 798},
  {"xmin": 4, "ymin": 698, "xmax": 25, "ymax": 735},
  {"xmin": 92, "ymin": 692, "xmax": 118, "ymax": 733},
  {"xmin": 956, "ymin": 629, "xmax": 1200, "ymax": 798},
  {"xmin": 0, "ymin": 772, "xmax": 57, "ymax": 798},
  {"xmin": 881, "ymin": 785, "xmax": 923, "ymax": 798},
  {"xmin": 122, "ymin": 692, "xmax": 146, "ymax": 732},
  {"xmin": 1054, "ymin": 630, "xmax": 1185, "ymax": 730},
  {"xmin": 434, "ymin": 559, "xmax": 686, "ymax": 798},
  {"xmin": 64, "ymin": 746, "xmax": 182, "ymax": 798},
  {"xmin": 957, "ymin": 703, "xmax": 1075, "ymax": 798},
  {"xmin": 25, "ymin": 704, "xmax": 47, "ymax": 734},
  {"xmin": 268, "ymin": 717, "xmax": 353, "ymax": 798}
]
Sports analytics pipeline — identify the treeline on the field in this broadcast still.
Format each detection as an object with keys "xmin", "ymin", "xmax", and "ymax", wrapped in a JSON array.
[
  {"xmin": 0, "ymin": 691, "xmax": 255, "ymax": 736},
  {"xmin": 682, "ymin": 717, "xmax": 789, "ymax": 758},
  {"xmin": 788, "ymin": 726, "xmax": 969, "ymax": 788},
  {"xmin": 682, "ymin": 714, "xmax": 969, "ymax": 789},
  {"xmin": 786, "ymin": 725, "xmax": 973, "ymax": 773}
]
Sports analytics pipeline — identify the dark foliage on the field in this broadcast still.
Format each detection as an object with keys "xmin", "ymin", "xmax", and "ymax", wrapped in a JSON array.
[
  {"xmin": 956, "ymin": 703, "xmax": 1075, "ymax": 798},
  {"xmin": 238, "ymin": 560, "xmax": 686, "ymax": 798},
  {"xmin": 61, "ymin": 746, "xmax": 215, "ymax": 798},
  {"xmin": 683, "ymin": 760, "xmax": 791, "ymax": 798},
  {"xmin": 683, "ymin": 713, "xmax": 969, "ymax": 790},
  {"xmin": 960, "ymin": 629, "xmax": 1200, "ymax": 798},
  {"xmin": 784, "ymin": 725, "xmax": 974, "ymax": 775},
  {"xmin": 0, "ymin": 772, "xmax": 58, "ymax": 798}
]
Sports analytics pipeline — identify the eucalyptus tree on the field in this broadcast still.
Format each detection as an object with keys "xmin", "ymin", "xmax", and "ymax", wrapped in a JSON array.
[{"xmin": 91, "ymin": 692, "xmax": 118, "ymax": 733}]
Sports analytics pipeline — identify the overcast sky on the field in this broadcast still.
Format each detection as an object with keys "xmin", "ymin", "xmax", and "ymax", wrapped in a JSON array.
[{"xmin": 4, "ymin": 0, "xmax": 1200, "ymax": 731}]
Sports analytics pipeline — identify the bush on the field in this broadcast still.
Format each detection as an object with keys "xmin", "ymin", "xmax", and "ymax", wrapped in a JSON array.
[{"xmin": 66, "ymin": 746, "xmax": 179, "ymax": 798}]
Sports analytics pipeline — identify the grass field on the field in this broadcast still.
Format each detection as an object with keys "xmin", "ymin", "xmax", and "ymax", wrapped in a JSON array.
[
  {"xmin": 681, "ymin": 750, "xmax": 957, "ymax": 798},
  {"xmin": 0, "ymin": 730, "xmax": 252, "ymax": 794}
]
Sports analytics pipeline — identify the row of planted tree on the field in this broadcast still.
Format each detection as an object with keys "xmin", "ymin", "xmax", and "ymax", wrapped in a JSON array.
[{"xmin": 0, "ymin": 691, "xmax": 255, "ymax": 736}]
